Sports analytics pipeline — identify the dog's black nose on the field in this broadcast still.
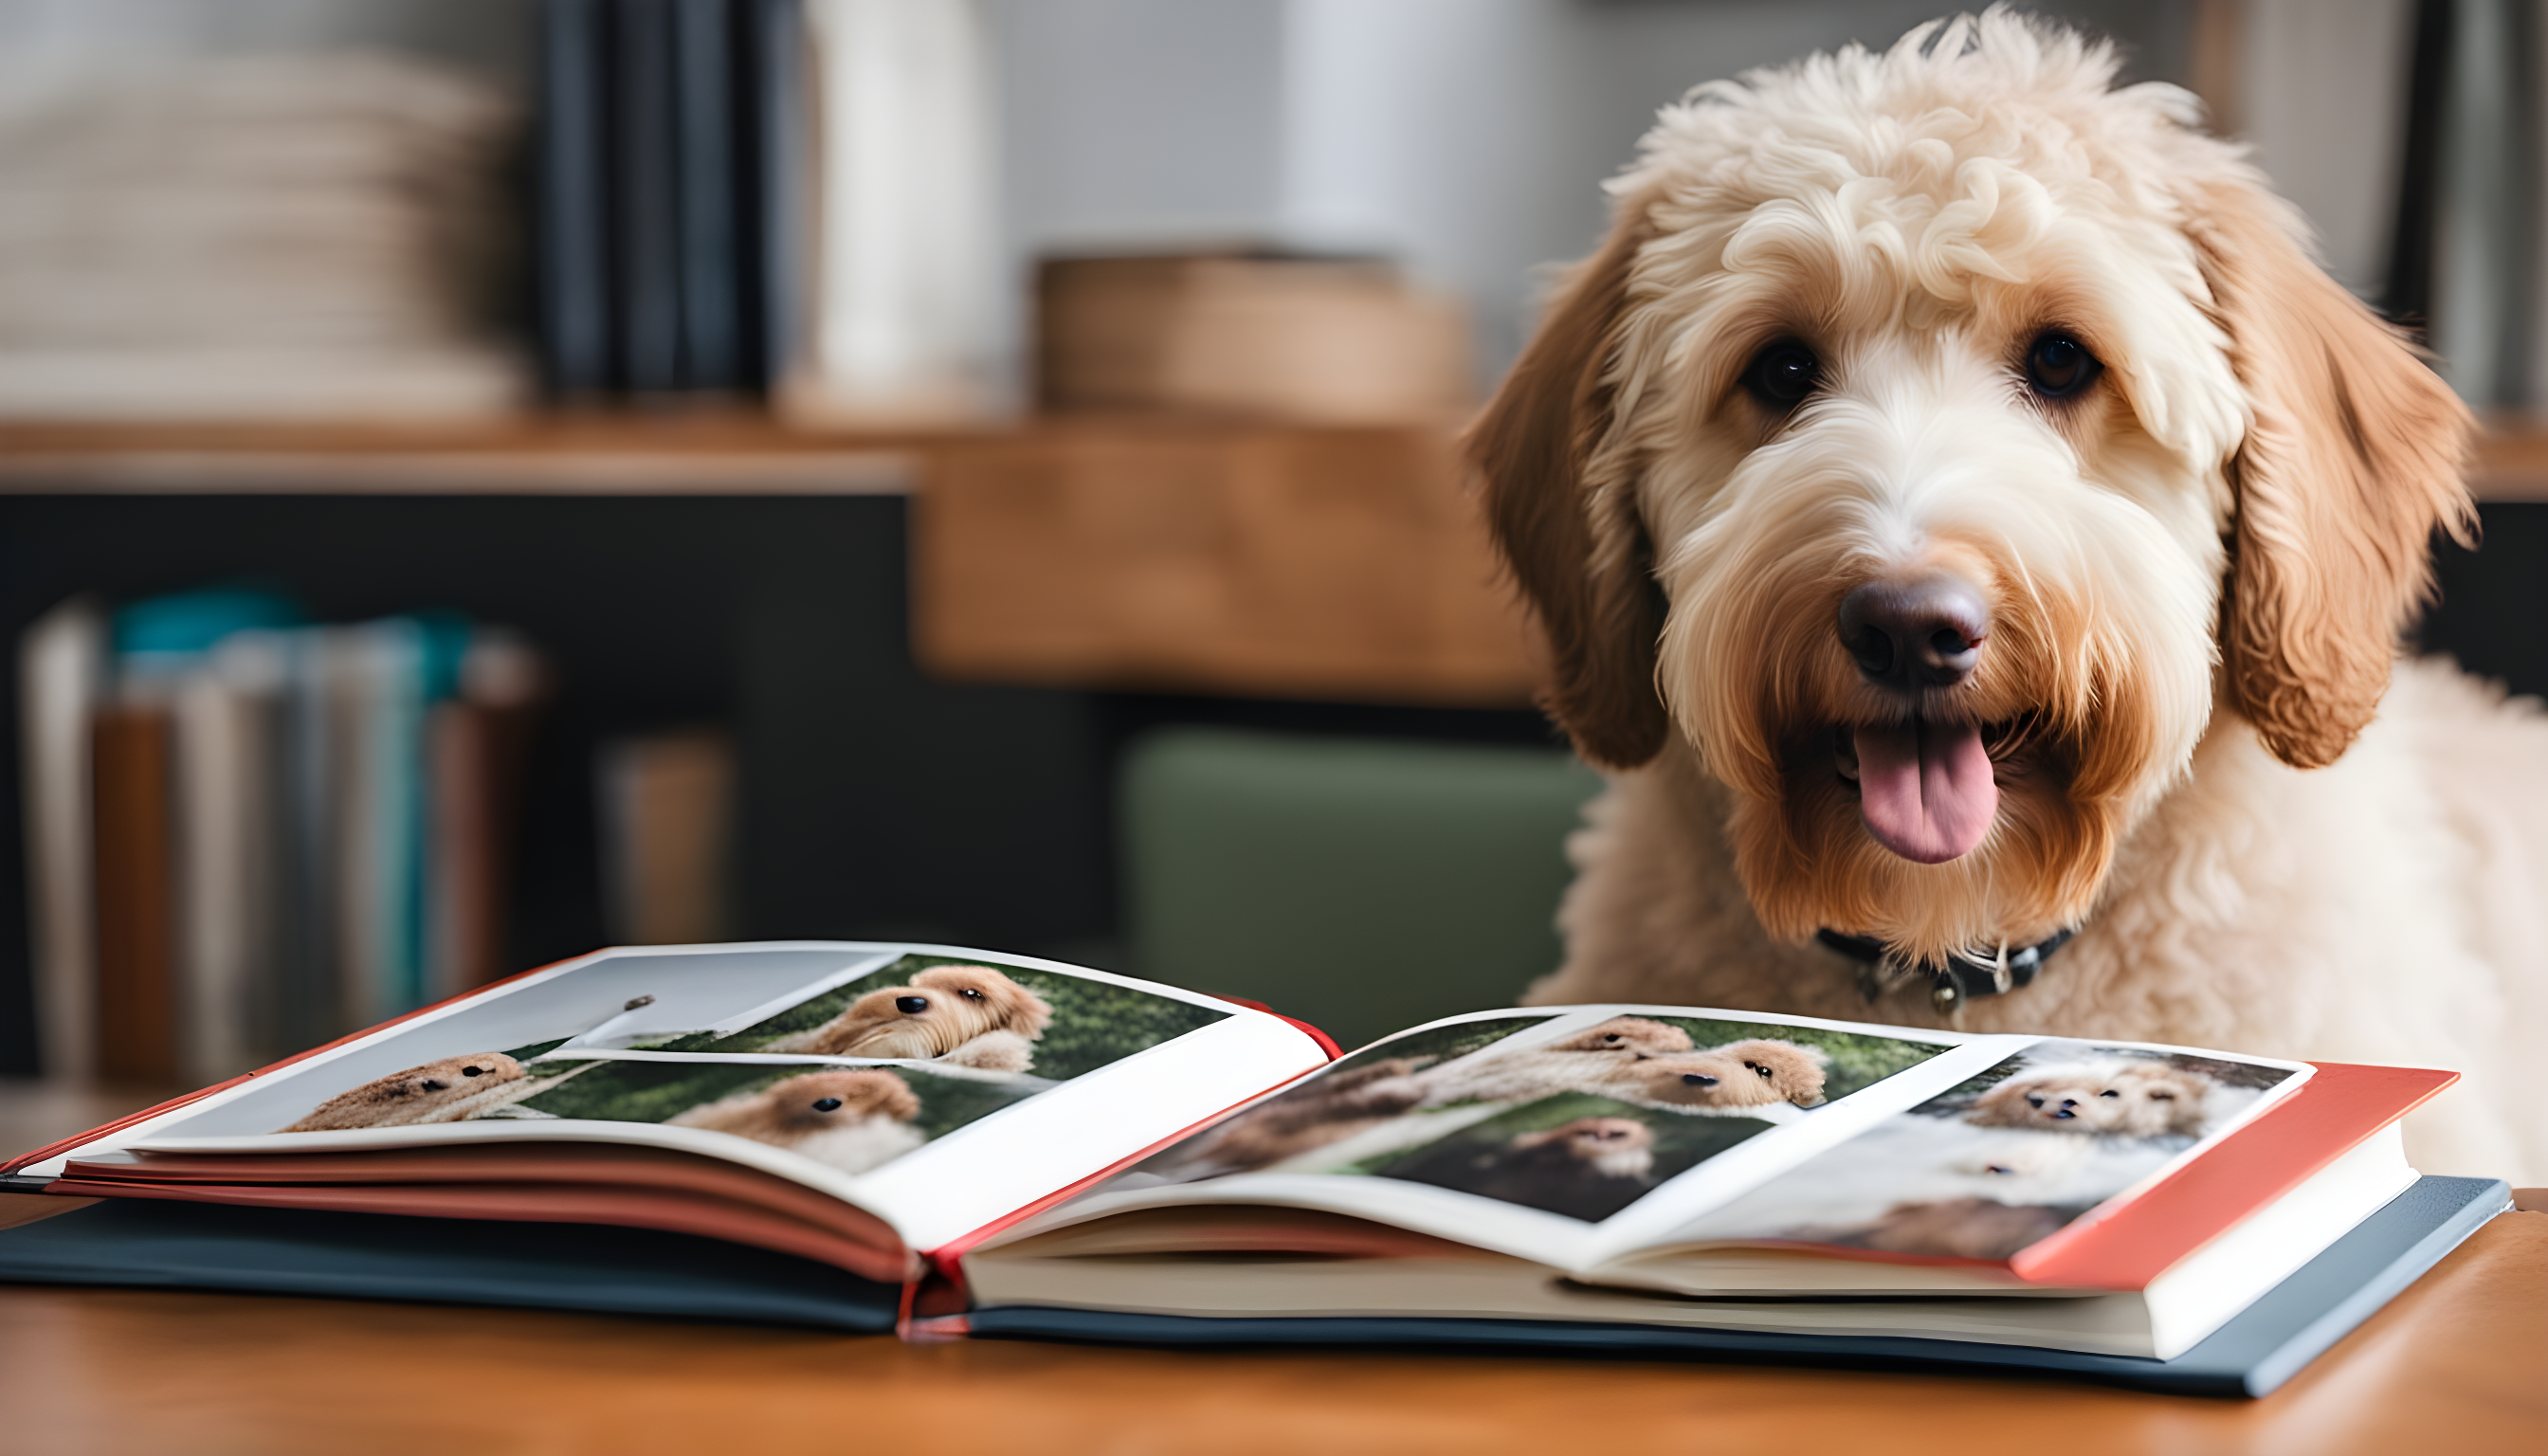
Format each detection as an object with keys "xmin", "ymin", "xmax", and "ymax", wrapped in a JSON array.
[
  {"xmin": 896, "ymin": 995, "xmax": 930, "ymax": 1013},
  {"xmin": 1837, "ymin": 576, "xmax": 1989, "ymax": 691},
  {"xmin": 1682, "ymin": 1073, "xmax": 1719, "ymax": 1087}
]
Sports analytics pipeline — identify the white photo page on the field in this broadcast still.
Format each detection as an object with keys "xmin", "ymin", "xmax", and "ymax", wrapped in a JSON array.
[
  {"xmin": 980, "ymin": 1005, "xmax": 2316, "ymax": 1283},
  {"xmin": 25, "ymin": 942, "xmax": 1333, "ymax": 1253}
]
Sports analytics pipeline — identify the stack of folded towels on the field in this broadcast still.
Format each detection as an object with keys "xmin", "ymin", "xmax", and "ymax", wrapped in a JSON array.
[{"xmin": 0, "ymin": 53, "xmax": 525, "ymax": 421}]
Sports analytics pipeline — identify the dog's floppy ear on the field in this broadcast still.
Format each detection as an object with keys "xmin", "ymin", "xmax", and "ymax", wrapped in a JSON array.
[
  {"xmin": 2187, "ymin": 180, "xmax": 2475, "ymax": 769},
  {"xmin": 1466, "ymin": 209, "xmax": 1670, "ymax": 769}
]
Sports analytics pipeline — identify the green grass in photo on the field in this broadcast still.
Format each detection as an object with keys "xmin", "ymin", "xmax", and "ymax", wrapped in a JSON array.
[
  {"xmin": 648, "ymin": 955, "xmax": 1229, "ymax": 1079},
  {"xmin": 1643, "ymin": 1017, "xmax": 1948, "ymax": 1101},
  {"xmin": 1357, "ymin": 1092, "xmax": 1774, "ymax": 1217},
  {"xmin": 510, "ymin": 1058, "xmax": 1040, "ymax": 1141},
  {"xmin": 1324, "ymin": 1014, "xmax": 1557, "ymax": 1077}
]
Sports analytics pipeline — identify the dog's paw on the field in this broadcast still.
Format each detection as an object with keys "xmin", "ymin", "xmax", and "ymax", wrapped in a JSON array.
[{"xmin": 937, "ymin": 1029, "xmax": 1037, "ymax": 1072}]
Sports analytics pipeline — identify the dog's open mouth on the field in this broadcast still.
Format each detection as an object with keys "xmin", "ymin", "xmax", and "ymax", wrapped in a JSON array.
[{"xmin": 1832, "ymin": 719, "xmax": 2001, "ymax": 864}]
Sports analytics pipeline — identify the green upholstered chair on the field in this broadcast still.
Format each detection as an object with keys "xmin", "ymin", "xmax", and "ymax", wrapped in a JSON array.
[{"xmin": 1119, "ymin": 727, "xmax": 1604, "ymax": 1051}]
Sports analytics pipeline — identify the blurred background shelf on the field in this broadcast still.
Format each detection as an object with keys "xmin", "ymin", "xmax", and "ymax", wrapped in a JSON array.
[{"xmin": 0, "ymin": 417, "xmax": 938, "ymax": 495}]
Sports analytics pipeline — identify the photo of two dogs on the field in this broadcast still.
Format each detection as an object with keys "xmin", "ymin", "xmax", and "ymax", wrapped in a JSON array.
[
  {"xmin": 1470, "ymin": 8, "xmax": 2548, "ymax": 1184},
  {"xmin": 1134, "ymin": 1012, "xmax": 1941, "ymax": 1223},
  {"xmin": 279, "ymin": 962, "xmax": 1068, "ymax": 1174},
  {"xmin": 1691, "ymin": 1044, "xmax": 2286, "ymax": 1259}
]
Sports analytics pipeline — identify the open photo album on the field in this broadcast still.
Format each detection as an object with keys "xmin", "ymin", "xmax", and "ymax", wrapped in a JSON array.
[{"xmin": 0, "ymin": 942, "xmax": 2494, "ymax": 1393}]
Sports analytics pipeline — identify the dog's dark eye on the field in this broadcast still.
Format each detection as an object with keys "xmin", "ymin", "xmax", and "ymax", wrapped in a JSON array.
[
  {"xmin": 420, "ymin": 1080, "xmax": 445, "ymax": 1093},
  {"xmin": 2026, "ymin": 332, "xmax": 2101, "ymax": 398},
  {"xmin": 958, "ymin": 988, "xmax": 984, "ymax": 1001},
  {"xmin": 810, "ymin": 1097, "xmax": 844, "ymax": 1113},
  {"xmin": 1748, "ymin": 1063, "xmax": 1773, "ymax": 1079},
  {"xmin": 462, "ymin": 1065, "xmax": 483, "ymax": 1078},
  {"xmin": 1740, "ymin": 339, "xmax": 1821, "ymax": 410},
  {"xmin": 2026, "ymin": 1094, "xmax": 2046, "ymax": 1108},
  {"xmin": 2099, "ymin": 1088, "xmax": 2120, "ymax": 1098}
]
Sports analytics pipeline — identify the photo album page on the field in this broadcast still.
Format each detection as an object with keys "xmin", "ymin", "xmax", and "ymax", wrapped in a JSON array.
[
  {"xmin": 991, "ymin": 1007, "xmax": 2313, "ymax": 1277},
  {"xmin": 17, "ymin": 943, "xmax": 1333, "ymax": 1253}
]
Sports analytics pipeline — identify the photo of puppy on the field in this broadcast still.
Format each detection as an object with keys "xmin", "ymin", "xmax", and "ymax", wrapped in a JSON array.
[
  {"xmin": 1680, "ymin": 1041, "xmax": 2284, "ymax": 1258},
  {"xmin": 1410, "ymin": 1019, "xmax": 1830, "ymax": 1114},
  {"xmin": 772, "ymin": 964, "xmax": 1053, "ymax": 1071},
  {"xmin": 1176, "ymin": 1056, "xmax": 1432, "ymax": 1175},
  {"xmin": 1683, "ymin": 1039, "xmax": 1833, "ymax": 1110},
  {"xmin": 282, "ymin": 1052, "xmax": 528, "ymax": 1132},
  {"xmin": 1142, "ymin": 1014, "xmax": 1872, "ymax": 1186},
  {"xmin": 1969, "ymin": 1062, "xmax": 2214, "ymax": 1138},
  {"xmin": 1468, "ymin": 9, "xmax": 2548, "ymax": 1179},
  {"xmin": 666, "ymin": 1069, "xmax": 925, "ymax": 1174},
  {"xmin": 1384, "ymin": 1116, "xmax": 1659, "ymax": 1223}
]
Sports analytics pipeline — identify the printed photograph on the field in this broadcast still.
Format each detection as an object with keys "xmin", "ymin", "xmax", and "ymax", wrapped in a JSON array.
[
  {"xmin": 1616, "ymin": 1016, "xmax": 1953, "ymax": 1107},
  {"xmin": 1678, "ymin": 1040, "xmax": 2297, "ymax": 1260},
  {"xmin": 644, "ymin": 954, "xmax": 1230, "ymax": 1080},
  {"xmin": 1364, "ymin": 1092, "xmax": 1775, "ymax": 1223},
  {"xmin": 1122, "ymin": 1012, "xmax": 1941, "ymax": 1191},
  {"xmin": 1126, "ymin": 1014, "xmax": 1560, "ymax": 1183},
  {"xmin": 279, "ymin": 1053, "xmax": 1038, "ymax": 1175},
  {"xmin": 257, "ymin": 958, "xmax": 1231, "ymax": 1165}
]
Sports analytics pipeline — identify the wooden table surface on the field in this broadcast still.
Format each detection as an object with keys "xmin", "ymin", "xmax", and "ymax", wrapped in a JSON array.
[{"xmin": 1, "ymin": 1198, "xmax": 2541, "ymax": 1456}]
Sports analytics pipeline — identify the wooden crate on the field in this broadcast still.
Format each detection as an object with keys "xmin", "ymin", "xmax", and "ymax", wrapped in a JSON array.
[{"xmin": 913, "ymin": 420, "xmax": 1542, "ymax": 705}]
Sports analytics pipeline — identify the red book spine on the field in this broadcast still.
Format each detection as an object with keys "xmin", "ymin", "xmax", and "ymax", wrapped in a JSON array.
[{"xmin": 91, "ymin": 703, "xmax": 178, "ymax": 1082}]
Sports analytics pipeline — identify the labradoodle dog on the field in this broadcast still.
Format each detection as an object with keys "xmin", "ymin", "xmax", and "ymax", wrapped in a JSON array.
[
  {"xmin": 1410, "ymin": 1019, "xmax": 1830, "ymax": 1112},
  {"xmin": 1967, "ymin": 1061, "xmax": 2216, "ymax": 1138},
  {"xmin": 1472, "ymin": 9, "xmax": 2548, "ymax": 1179},
  {"xmin": 1164, "ymin": 1055, "xmax": 1433, "ymax": 1176},
  {"xmin": 668, "ymin": 1069, "xmax": 925, "ymax": 1174},
  {"xmin": 282, "ymin": 1052, "xmax": 527, "ymax": 1132},
  {"xmin": 774, "ymin": 964, "xmax": 1053, "ymax": 1071}
]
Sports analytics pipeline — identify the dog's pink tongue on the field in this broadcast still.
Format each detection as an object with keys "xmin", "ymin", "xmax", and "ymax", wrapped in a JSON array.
[{"xmin": 1854, "ymin": 719, "xmax": 1996, "ymax": 864}]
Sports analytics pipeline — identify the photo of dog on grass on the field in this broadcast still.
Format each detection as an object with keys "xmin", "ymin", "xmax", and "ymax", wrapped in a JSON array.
[
  {"xmin": 491, "ymin": 1058, "xmax": 1032, "ymax": 1174},
  {"xmin": 658, "ymin": 954, "xmax": 1228, "ymax": 1081},
  {"xmin": 1678, "ymin": 1042, "xmax": 2292, "ymax": 1259},
  {"xmin": 263, "ymin": 956, "xmax": 1235, "ymax": 1165},
  {"xmin": 1135, "ymin": 1013, "xmax": 1945, "ymax": 1198}
]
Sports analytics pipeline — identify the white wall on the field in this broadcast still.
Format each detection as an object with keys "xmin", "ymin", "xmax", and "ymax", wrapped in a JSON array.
[
  {"xmin": 988, "ymin": 0, "xmax": 1290, "ymax": 248},
  {"xmin": 2238, "ymin": 0, "xmax": 2414, "ymax": 295},
  {"xmin": 3, "ymin": 0, "xmax": 2432, "ymax": 399},
  {"xmin": 0, "ymin": 0, "xmax": 527, "ymax": 82},
  {"xmin": 992, "ymin": 0, "xmax": 2196, "ymax": 390}
]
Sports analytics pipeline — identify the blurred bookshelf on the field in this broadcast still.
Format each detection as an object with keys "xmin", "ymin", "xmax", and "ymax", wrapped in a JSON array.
[{"xmin": 0, "ymin": 411, "xmax": 1561, "ymax": 1085}]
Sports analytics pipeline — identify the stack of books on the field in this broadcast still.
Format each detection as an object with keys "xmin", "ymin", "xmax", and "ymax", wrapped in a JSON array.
[
  {"xmin": 0, "ymin": 54, "xmax": 524, "ymax": 422},
  {"xmin": 19, "ymin": 592, "xmax": 543, "ymax": 1085},
  {"xmin": 533, "ymin": 0, "xmax": 804, "ymax": 402},
  {"xmin": 0, "ymin": 941, "xmax": 2504, "ymax": 1397}
]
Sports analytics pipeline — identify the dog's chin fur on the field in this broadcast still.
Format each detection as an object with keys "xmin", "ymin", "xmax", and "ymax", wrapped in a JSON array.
[{"xmin": 1475, "ymin": 11, "xmax": 2548, "ymax": 1180}]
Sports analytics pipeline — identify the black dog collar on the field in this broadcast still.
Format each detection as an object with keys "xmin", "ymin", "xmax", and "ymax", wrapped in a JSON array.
[{"xmin": 1815, "ymin": 927, "xmax": 2076, "ymax": 1014}]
